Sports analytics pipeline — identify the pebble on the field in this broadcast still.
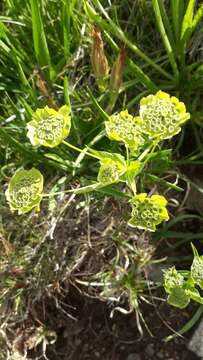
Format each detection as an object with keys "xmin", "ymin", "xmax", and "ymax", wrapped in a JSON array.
[
  {"xmin": 126, "ymin": 353, "xmax": 141, "ymax": 360},
  {"xmin": 188, "ymin": 317, "xmax": 203, "ymax": 358},
  {"xmin": 145, "ymin": 343, "xmax": 155, "ymax": 357},
  {"xmin": 75, "ymin": 338, "xmax": 82, "ymax": 346},
  {"xmin": 157, "ymin": 350, "xmax": 164, "ymax": 359}
]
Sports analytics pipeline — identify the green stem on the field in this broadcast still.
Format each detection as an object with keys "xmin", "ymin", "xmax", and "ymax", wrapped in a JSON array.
[
  {"xmin": 73, "ymin": 130, "xmax": 106, "ymax": 176},
  {"xmin": 62, "ymin": 140, "xmax": 100, "ymax": 160},
  {"xmin": 43, "ymin": 182, "xmax": 104, "ymax": 197},
  {"xmin": 139, "ymin": 140, "xmax": 159, "ymax": 163},
  {"xmin": 125, "ymin": 145, "xmax": 136, "ymax": 195}
]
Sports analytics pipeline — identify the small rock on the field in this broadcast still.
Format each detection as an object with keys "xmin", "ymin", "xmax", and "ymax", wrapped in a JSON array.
[
  {"xmin": 147, "ymin": 264, "xmax": 169, "ymax": 282},
  {"xmin": 145, "ymin": 343, "xmax": 155, "ymax": 357},
  {"xmin": 188, "ymin": 317, "xmax": 203, "ymax": 358},
  {"xmin": 75, "ymin": 338, "xmax": 82, "ymax": 346},
  {"xmin": 126, "ymin": 353, "xmax": 141, "ymax": 360},
  {"xmin": 157, "ymin": 350, "xmax": 164, "ymax": 359}
]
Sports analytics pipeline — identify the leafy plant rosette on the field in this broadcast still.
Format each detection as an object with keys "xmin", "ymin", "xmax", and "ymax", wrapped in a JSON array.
[{"xmin": 6, "ymin": 91, "xmax": 190, "ymax": 235}]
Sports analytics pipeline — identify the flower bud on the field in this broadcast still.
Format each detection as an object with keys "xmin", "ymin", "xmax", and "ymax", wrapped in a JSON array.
[
  {"xmin": 91, "ymin": 27, "xmax": 109, "ymax": 90},
  {"xmin": 110, "ymin": 48, "xmax": 126, "ymax": 93}
]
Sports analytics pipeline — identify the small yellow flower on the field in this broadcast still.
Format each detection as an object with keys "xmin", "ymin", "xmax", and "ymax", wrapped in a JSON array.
[{"xmin": 139, "ymin": 90, "xmax": 190, "ymax": 140}]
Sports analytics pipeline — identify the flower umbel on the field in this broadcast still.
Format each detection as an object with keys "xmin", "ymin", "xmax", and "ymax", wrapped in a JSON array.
[
  {"xmin": 191, "ymin": 255, "xmax": 203, "ymax": 289},
  {"xmin": 139, "ymin": 90, "xmax": 190, "ymax": 140},
  {"xmin": 5, "ymin": 168, "xmax": 44, "ymax": 214},
  {"xmin": 105, "ymin": 110, "xmax": 144, "ymax": 150},
  {"xmin": 163, "ymin": 267, "xmax": 190, "ymax": 309},
  {"xmin": 163, "ymin": 266, "xmax": 185, "ymax": 294},
  {"xmin": 97, "ymin": 158, "xmax": 125, "ymax": 184},
  {"xmin": 27, "ymin": 105, "xmax": 71, "ymax": 147},
  {"xmin": 128, "ymin": 193, "xmax": 169, "ymax": 231}
]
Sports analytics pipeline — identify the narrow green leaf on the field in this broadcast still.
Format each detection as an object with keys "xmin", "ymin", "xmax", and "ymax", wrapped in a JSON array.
[
  {"xmin": 164, "ymin": 305, "xmax": 203, "ymax": 342},
  {"xmin": 181, "ymin": 0, "xmax": 196, "ymax": 39},
  {"xmin": 192, "ymin": 4, "xmax": 203, "ymax": 28},
  {"xmin": 146, "ymin": 173, "xmax": 183, "ymax": 192},
  {"xmin": 64, "ymin": 76, "xmax": 71, "ymax": 107},
  {"xmin": 29, "ymin": 0, "xmax": 53, "ymax": 80},
  {"xmin": 171, "ymin": 0, "xmax": 182, "ymax": 43},
  {"xmin": 157, "ymin": 0, "xmax": 176, "ymax": 51},
  {"xmin": 152, "ymin": 0, "xmax": 179, "ymax": 80}
]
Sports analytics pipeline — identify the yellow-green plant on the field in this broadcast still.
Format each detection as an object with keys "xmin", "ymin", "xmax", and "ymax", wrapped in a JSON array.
[
  {"xmin": 163, "ymin": 244, "xmax": 203, "ymax": 309},
  {"xmin": 6, "ymin": 91, "xmax": 190, "ymax": 234}
]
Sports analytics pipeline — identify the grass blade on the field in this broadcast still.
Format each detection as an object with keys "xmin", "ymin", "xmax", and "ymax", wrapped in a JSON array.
[
  {"xmin": 152, "ymin": 0, "xmax": 179, "ymax": 81},
  {"xmin": 171, "ymin": 0, "xmax": 182, "ymax": 44},
  {"xmin": 192, "ymin": 4, "xmax": 203, "ymax": 29},
  {"xmin": 180, "ymin": 0, "xmax": 197, "ymax": 65},
  {"xmin": 157, "ymin": 0, "xmax": 176, "ymax": 51},
  {"xmin": 181, "ymin": 0, "xmax": 196, "ymax": 40},
  {"xmin": 29, "ymin": 0, "xmax": 53, "ymax": 81},
  {"xmin": 164, "ymin": 305, "xmax": 203, "ymax": 342},
  {"xmin": 62, "ymin": 0, "xmax": 77, "ymax": 58}
]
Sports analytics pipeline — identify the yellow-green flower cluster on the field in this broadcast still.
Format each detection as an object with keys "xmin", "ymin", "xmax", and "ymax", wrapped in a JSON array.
[
  {"xmin": 27, "ymin": 105, "xmax": 71, "ymax": 148},
  {"xmin": 105, "ymin": 110, "xmax": 144, "ymax": 150},
  {"xmin": 191, "ymin": 255, "xmax": 203, "ymax": 289},
  {"xmin": 128, "ymin": 193, "xmax": 169, "ymax": 231},
  {"xmin": 97, "ymin": 158, "xmax": 125, "ymax": 184},
  {"xmin": 163, "ymin": 266, "xmax": 185, "ymax": 294},
  {"xmin": 139, "ymin": 91, "xmax": 190, "ymax": 140},
  {"xmin": 105, "ymin": 91, "xmax": 190, "ymax": 148},
  {"xmin": 163, "ymin": 266, "xmax": 190, "ymax": 309},
  {"xmin": 5, "ymin": 168, "xmax": 44, "ymax": 214}
]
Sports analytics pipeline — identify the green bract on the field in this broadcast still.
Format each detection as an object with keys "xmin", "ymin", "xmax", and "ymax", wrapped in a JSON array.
[
  {"xmin": 167, "ymin": 287, "xmax": 190, "ymax": 309},
  {"xmin": 139, "ymin": 90, "xmax": 190, "ymax": 140},
  {"xmin": 5, "ymin": 168, "xmax": 44, "ymax": 214},
  {"xmin": 105, "ymin": 110, "xmax": 144, "ymax": 150},
  {"xmin": 163, "ymin": 266, "xmax": 185, "ymax": 294},
  {"xmin": 128, "ymin": 193, "xmax": 169, "ymax": 231},
  {"xmin": 27, "ymin": 105, "xmax": 71, "ymax": 147}
]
